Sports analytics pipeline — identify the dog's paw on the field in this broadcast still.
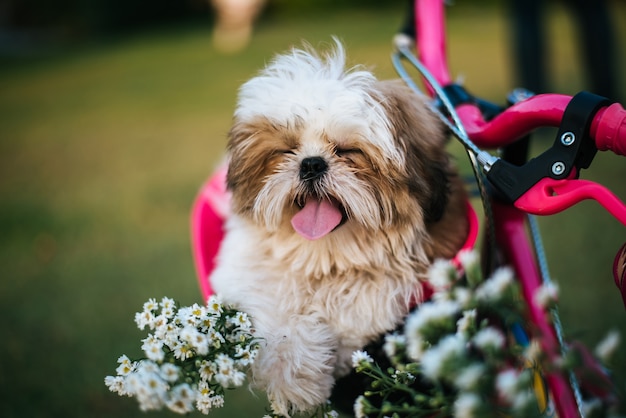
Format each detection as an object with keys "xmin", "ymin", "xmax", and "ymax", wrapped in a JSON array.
[
  {"xmin": 266, "ymin": 372, "xmax": 334, "ymax": 417},
  {"xmin": 251, "ymin": 315, "xmax": 337, "ymax": 416}
]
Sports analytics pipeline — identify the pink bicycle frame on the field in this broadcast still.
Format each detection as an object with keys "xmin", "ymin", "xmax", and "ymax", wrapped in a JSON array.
[{"xmin": 414, "ymin": 0, "xmax": 626, "ymax": 416}]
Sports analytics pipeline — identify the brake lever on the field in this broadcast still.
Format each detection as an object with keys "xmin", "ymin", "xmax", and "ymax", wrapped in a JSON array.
[
  {"xmin": 515, "ymin": 176, "xmax": 626, "ymax": 309},
  {"xmin": 514, "ymin": 176, "xmax": 626, "ymax": 226}
]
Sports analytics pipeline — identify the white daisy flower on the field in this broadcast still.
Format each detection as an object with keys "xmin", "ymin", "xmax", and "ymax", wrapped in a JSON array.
[
  {"xmin": 104, "ymin": 375, "xmax": 126, "ymax": 395},
  {"xmin": 354, "ymin": 395, "xmax": 368, "ymax": 418},
  {"xmin": 215, "ymin": 353, "xmax": 234, "ymax": 369},
  {"xmin": 214, "ymin": 365, "xmax": 234, "ymax": 387},
  {"xmin": 143, "ymin": 298, "xmax": 159, "ymax": 313},
  {"xmin": 135, "ymin": 309, "xmax": 156, "ymax": 331},
  {"xmin": 453, "ymin": 287, "xmax": 473, "ymax": 308},
  {"xmin": 176, "ymin": 306, "xmax": 200, "ymax": 328},
  {"xmin": 383, "ymin": 333, "xmax": 406, "ymax": 358},
  {"xmin": 210, "ymin": 394, "xmax": 224, "ymax": 408},
  {"xmin": 115, "ymin": 363, "xmax": 135, "ymax": 378},
  {"xmin": 476, "ymin": 267, "xmax": 514, "ymax": 301},
  {"xmin": 234, "ymin": 345, "xmax": 254, "ymax": 366},
  {"xmin": 214, "ymin": 353, "xmax": 238, "ymax": 387},
  {"xmin": 160, "ymin": 296, "xmax": 175, "ymax": 310},
  {"xmin": 189, "ymin": 303, "xmax": 207, "ymax": 319},
  {"xmin": 154, "ymin": 321, "xmax": 178, "ymax": 345},
  {"xmin": 351, "ymin": 350, "xmax": 373, "ymax": 367},
  {"xmin": 150, "ymin": 314, "xmax": 168, "ymax": 331},
  {"xmin": 137, "ymin": 359, "xmax": 159, "ymax": 374},
  {"xmin": 472, "ymin": 327, "xmax": 505, "ymax": 352},
  {"xmin": 453, "ymin": 392, "xmax": 481, "ymax": 418},
  {"xmin": 428, "ymin": 258, "xmax": 456, "ymax": 290},
  {"xmin": 129, "ymin": 365, "xmax": 168, "ymax": 411},
  {"xmin": 495, "ymin": 369, "xmax": 520, "ymax": 402},
  {"xmin": 406, "ymin": 333, "xmax": 425, "ymax": 361},
  {"xmin": 195, "ymin": 394, "xmax": 212, "ymax": 415},
  {"xmin": 458, "ymin": 250, "xmax": 479, "ymax": 272},
  {"xmin": 206, "ymin": 295, "xmax": 224, "ymax": 315},
  {"xmin": 454, "ymin": 363, "xmax": 485, "ymax": 390},
  {"xmin": 179, "ymin": 326, "xmax": 207, "ymax": 355},
  {"xmin": 229, "ymin": 311, "xmax": 252, "ymax": 330},
  {"xmin": 230, "ymin": 369, "xmax": 246, "ymax": 387},
  {"xmin": 208, "ymin": 328, "xmax": 225, "ymax": 349},
  {"xmin": 141, "ymin": 371, "xmax": 168, "ymax": 399},
  {"xmin": 198, "ymin": 360, "xmax": 216, "ymax": 381},
  {"xmin": 405, "ymin": 300, "xmax": 460, "ymax": 336},
  {"xmin": 123, "ymin": 372, "xmax": 142, "ymax": 396},
  {"xmin": 159, "ymin": 363, "xmax": 180, "ymax": 383},
  {"xmin": 141, "ymin": 334, "xmax": 165, "ymax": 362},
  {"xmin": 115, "ymin": 355, "xmax": 135, "ymax": 376},
  {"xmin": 136, "ymin": 392, "xmax": 163, "ymax": 412},
  {"xmin": 160, "ymin": 306, "xmax": 175, "ymax": 319},
  {"xmin": 533, "ymin": 282, "xmax": 559, "ymax": 309},
  {"xmin": 420, "ymin": 334, "xmax": 466, "ymax": 380},
  {"xmin": 117, "ymin": 354, "xmax": 132, "ymax": 366},
  {"xmin": 166, "ymin": 383, "xmax": 196, "ymax": 414},
  {"xmin": 171, "ymin": 339, "xmax": 194, "ymax": 360},
  {"xmin": 199, "ymin": 315, "xmax": 217, "ymax": 333}
]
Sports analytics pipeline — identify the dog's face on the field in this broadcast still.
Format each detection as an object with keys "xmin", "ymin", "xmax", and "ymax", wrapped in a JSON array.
[{"xmin": 226, "ymin": 41, "xmax": 453, "ymax": 247}]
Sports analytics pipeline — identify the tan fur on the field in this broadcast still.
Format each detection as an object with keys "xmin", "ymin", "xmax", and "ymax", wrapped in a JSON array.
[{"xmin": 210, "ymin": 41, "xmax": 468, "ymax": 416}]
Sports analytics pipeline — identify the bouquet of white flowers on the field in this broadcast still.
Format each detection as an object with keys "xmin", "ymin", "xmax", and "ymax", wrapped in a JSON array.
[
  {"xmin": 105, "ymin": 295, "xmax": 259, "ymax": 415},
  {"xmin": 105, "ymin": 253, "xmax": 620, "ymax": 418},
  {"xmin": 350, "ymin": 251, "xmax": 621, "ymax": 418}
]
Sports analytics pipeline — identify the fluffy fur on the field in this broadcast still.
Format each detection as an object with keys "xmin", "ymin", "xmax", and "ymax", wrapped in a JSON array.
[{"xmin": 210, "ymin": 40, "xmax": 468, "ymax": 416}]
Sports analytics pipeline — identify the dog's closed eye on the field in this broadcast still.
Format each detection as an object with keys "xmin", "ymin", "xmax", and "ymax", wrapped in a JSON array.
[{"xmin": 335, "ymin": 148, "xmax": 362, "ymax": 156}]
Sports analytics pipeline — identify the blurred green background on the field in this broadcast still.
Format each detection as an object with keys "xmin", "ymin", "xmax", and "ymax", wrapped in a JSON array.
[{"xmin": 1, "ymin": 1, "xmax": 625, "ymax": 417}]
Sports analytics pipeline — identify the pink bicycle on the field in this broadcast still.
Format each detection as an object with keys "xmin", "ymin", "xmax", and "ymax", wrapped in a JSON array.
[
  {"xmin": 388, "ymin": 0, "xmax": 626, "ymax": 416},
  {"xmin": 190, "ymin": 1, "xmax": 626, "ymax": 416}
]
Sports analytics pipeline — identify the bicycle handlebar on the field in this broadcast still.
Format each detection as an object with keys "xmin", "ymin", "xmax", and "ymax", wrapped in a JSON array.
[
  {"xmin": 592, "ymin": 102, "xmax": 626, "ymax": 156},
  {"xmin": 454, "ymin": 94, "xmax": 571, "ymax": 148},
  {"xmin": 414, "ymin": 0, "xmax": 626, "ymax": 157},
  {"xmin": 456, "ymin": 93, "xmax": 626, "ymax": 156},
  {"xmin": 410, "ymin": 0, "xmax": 626, "ymax": 227}
]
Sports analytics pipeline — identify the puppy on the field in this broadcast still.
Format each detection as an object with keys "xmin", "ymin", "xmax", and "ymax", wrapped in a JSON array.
[{"xmin": 210, "ymin": 39, "xmax": 468, "ymax": 416}]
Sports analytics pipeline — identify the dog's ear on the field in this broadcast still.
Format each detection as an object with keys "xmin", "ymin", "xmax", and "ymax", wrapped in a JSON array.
[
  {"xmin": 404, "ymin": 129, "xmax": 451, "ymax": 224},
  {"xmin": 376, "ymin": 80, "xmax": 451, "ymax": 224},
  {"xmin": 419, "ymin": 158, "xmax": 451, "ymax": 224},
  {"xmin": 226, "ymin": 117, "xmax": 295, "ymax": 214},
  {"xmin": 225, "ymin": 119, "xmax": 272, "ymax": 212}
]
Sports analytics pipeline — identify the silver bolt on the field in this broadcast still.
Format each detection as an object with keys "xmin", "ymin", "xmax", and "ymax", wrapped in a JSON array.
[
  {"xmin": 552, "ymin": 161, "xmax": 566, "ymax": 176},
  {"xmin": 560, "ymin": 131, "xmax": 576, "ymax": 146}
]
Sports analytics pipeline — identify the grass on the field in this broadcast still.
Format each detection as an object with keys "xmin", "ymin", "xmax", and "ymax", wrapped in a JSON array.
[{"xmin": 0, "ymin": 2, "xmax": 625, "ymax": 417}]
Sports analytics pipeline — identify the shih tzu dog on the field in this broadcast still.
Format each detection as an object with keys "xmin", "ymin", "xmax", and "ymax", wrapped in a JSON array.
[{"xmin": 210, "ymin": 39, "xmax": 469, "ymax": 416}]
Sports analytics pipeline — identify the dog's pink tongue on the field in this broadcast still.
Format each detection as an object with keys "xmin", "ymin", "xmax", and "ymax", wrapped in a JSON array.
[{"xmin": 291, "ymin": 197, "xmax": 343, "ymax": 240}]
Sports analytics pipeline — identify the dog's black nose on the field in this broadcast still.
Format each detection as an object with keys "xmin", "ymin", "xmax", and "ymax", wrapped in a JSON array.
[{"xmin": 300, "ymin": 156, "xmax": 328, "ymax": 181}]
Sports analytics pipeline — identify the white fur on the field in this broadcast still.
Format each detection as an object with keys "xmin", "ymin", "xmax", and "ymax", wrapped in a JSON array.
[
  {"xmin": 234, "ymin": 40, "xmax": 404, "ymax": 163},
  {"xmin": 211, "ymin": 40, "xmax": 431, "ymax": 416}
]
